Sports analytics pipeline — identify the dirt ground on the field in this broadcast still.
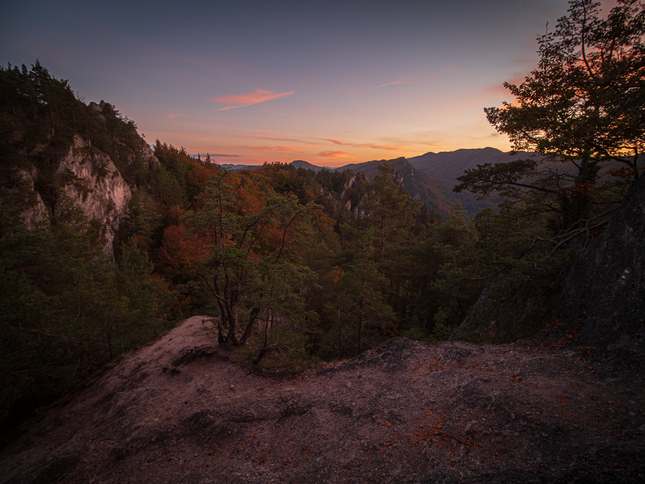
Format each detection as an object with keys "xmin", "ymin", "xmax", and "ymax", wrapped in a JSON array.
[{"xmin": 1, "ymin": 316, "xmax": 644, "ymax": 483}]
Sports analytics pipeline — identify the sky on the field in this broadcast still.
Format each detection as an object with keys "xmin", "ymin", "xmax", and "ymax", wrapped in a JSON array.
[{"xmin": 0, "ymin": 0, "xmax": 619, "ymax": 167}]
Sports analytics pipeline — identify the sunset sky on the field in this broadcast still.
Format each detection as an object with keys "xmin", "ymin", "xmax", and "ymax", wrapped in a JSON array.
[{"xmin": 0, "ymin": 0, "xmax": 619, "ymax": 166}]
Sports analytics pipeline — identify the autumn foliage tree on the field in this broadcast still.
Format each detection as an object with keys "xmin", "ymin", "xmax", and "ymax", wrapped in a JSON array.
[{"xmin": 174, "ymin": 169, "xmax": 321, "ymax": 363}]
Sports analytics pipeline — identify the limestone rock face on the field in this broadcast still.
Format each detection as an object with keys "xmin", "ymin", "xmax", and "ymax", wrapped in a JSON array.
[
  {"xmin": 56, "ymin": 136, "xmax": 132, "ymax": 260},
  {"xmin": 16, "ymin": 166, "xmax": 47, "ymax": 229},
  {"xmin": 139, "ymin": 138, "xmax": 160, "ymax": 169},
  {"xmin": 556, "ymin": 174, "xmax": 645, "ymax": 352}
]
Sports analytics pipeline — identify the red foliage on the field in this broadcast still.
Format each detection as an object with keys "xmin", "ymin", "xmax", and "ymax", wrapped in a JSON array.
[{"xmin": 158, "ymin": 223, "xmax": 213, "ymax": 278}]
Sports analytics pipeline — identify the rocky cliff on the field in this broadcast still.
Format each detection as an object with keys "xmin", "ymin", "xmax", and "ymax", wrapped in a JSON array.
[
  {"xmin": 54, "ymin": 136, "xmax": 133, "ymax": 259},
  {"xmin": 14, "ymin": 167, "xmax": 47, "ymax": 230},
  {"xmin": 11, "ymin": 131, "xmax": 157, "ymax": 260},
  {"xmin": 1, "ymin": 64, "xmax": 160, "ymax": 260}
]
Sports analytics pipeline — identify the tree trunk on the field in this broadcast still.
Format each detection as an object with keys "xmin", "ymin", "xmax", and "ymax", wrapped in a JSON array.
[{"xmin": 357, "ymin": 296, "xmax": 364, "ymax": 357}]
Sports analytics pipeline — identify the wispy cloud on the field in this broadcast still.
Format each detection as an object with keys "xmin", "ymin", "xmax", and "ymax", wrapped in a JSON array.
[
  {"xmin": 372, "ymin": 68, "xmax": 455, "ymax": 89},
  {"xmin": 212, "ymin": 89, "xmax": 295, "ymax": 111},
  {"xmin": 310, "ymin": 137, "xmax": 410, "ymax": 152},
  {"xmin": 318, "ymin": 151, "xmax": 356, "ymax": 159},
  {"xmin": 377, "ymin": 135, "xmax": 446, "ymax": 151},
  {"xmin": 167, "ymin": 113, "xmax": 182, "ymax": 120},
  {"xmin": 416, "ymin": 141, "xmax": 444, "ymax": 147},
  {"xmin": 247, "ymin": 146, "xmax": 306, "ymax": 152},
  {"xmin": 485, "ymin": 72, "xmax": 528, "ymax": 96},
  {"xmin": 233, "ymin": 134, "xmax": 311, "ymax": 144}
]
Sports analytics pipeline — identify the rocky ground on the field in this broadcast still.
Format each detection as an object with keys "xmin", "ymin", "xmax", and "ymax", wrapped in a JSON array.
[{"xmin": 1, "ymin": 316, "xmax": 644, "ymax": 484}]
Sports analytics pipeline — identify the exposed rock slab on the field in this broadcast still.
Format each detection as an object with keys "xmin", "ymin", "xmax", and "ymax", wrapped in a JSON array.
[
  {"xmin": 556, "ymin": 175, "xmax": 645, "ymax": 358},
  {"xmin": 1, "ymin": 317, "xmax": 643, "ymax": 483}
]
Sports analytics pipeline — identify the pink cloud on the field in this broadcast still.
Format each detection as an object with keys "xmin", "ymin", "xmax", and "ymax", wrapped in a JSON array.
[
  {"xmin": 166, "ymin": 113, "xmax": 182, "ymax": 120},
  {"xmin": 212, "ymin": 89, "xmax": 295, "ymax": 111}
]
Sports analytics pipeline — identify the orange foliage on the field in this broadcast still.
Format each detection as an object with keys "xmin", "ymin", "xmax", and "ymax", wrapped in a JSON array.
[
  {"xmin": 166, "ymin": 205, "xmax": 185, "ymax": 225},
  {"xmin": 564, "ymin": 181, "xmax": 596, "ymax": 198},
  {"xmin": 607, "ymin": 167, "xmax": 639, "ymax": 179},
  {"xmin": 132, "ymin": 233, "xmax": 149, "ymax": 250},
  {"xmin": 233, "ymin": 173, "xmax": 267, "ymax": 215},
  {"xmin": 158, "ymin": 223, "xmax": 213, "ymax": 278},
  {"xmin": 187, "ymin": 165, "xmax": 213, "ymax": 199},
  {"xmin": 312, "ymin": 207, "xmax": 334, "ymax": 232}
]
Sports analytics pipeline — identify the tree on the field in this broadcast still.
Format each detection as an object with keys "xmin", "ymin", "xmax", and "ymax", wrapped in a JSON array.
[
  {"xmin": 457, "ymin": 0, "xmax": 644, "ymax": 248},
  {"xmin": 324, "ymin": 163, "xmax": 423, "ymax": 354},
  {"xmin": 334, "ymin": 228, "xmax": 395, "ymax": 356},
  {"xmin": 353, "ymin": 162, "xmax": 422, "ymax": 254},
  {"xmin": 188, "ymin": 169, "xmax": 321, "ymax": 363},
  {"xmin": 485, "ymin": 0, "xmax": 644, "ymax": 179}
]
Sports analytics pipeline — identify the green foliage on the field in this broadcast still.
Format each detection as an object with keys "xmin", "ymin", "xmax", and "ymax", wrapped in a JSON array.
[
  {"xmin": 454, "ymin": 159, "xmax": 539, "ymax": 199},
  {"xmin": 438, "ymin": 1, "xmax": 645, "ymax": 342},
  {"xmin": 0, "ymin": 185, "xmax": 175, "ymax": 433},
  {"xmin": 335, "ymin": 228, "xmax": 396, "ymax": 356},
  {"xmin": 484, "ymin": 0, "xmax": 644, "ymax": 173},
  {"xmin": 426, "ymin": 206, "xmax": 481, "ymax": 335},
  {"xmin": 465, "ymin": 0, "xmax": 643, "ymax": 254},
  {"xmin": 116, "ymin": 240, "xmax": 176, "ymax": 341},
  {"xmin": 119, "ymin": 189, "xmax": 164, "ymax": 248}
]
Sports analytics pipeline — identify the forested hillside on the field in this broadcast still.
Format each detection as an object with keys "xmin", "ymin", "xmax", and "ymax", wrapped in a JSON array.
[
  {"xmin": 0, "ymin": 63, "xmax": 476, "ymax": 432},
  {"xmin": 1, "ymin": 0, "xmax": 642, "ymax": 436}
]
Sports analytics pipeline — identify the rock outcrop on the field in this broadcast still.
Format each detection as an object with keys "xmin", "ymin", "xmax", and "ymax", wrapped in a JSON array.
[
  {"xmin": 55, "ymin": 136, "xmax": 133, "ymax": 260},
  {"xmin": 1, "ymin": 317, "xmax": 643, "ymax": 484},
  {"xmin": 556, "ymin": 174, "xmax": 645, "ymax": 356},
  {"xmin": 15, "ymin": 167, "xmax": 47, "ymax": 230},
  {"xmin": 139, "ymin": 137, "xmax": 160, "ymax": 170}
]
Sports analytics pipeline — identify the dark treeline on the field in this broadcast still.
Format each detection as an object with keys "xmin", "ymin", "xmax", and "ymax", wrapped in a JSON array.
[{"xmin": 1, "ymin": 0, "xmax": 642, "ymax": 437}]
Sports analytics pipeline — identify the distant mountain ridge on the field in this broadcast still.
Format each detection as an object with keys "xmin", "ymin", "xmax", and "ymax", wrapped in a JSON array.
[
  {"xmin": 291, "ymin": 160, "xmax": 330, "ymax": 172},
  {"xmin": 217, "ymin": 148, "xmax": 542, "ymax": 218},
  {"xmin": 329, "ymin": 148, "xmax": 541, "ymax": 217},
  {"xmin": 329, "ymin": 157, "xmax": 458, "ymax": 218},
  {"xmin": 406, "ymin": 147, "xmax": 540, "ymax": 181}
]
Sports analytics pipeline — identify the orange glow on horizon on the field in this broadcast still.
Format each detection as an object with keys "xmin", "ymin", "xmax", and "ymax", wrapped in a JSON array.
[
  {"xmin": 310, "ymin": 137, "xmax": 411, "ymax": 152},
  {"xmin": 318, "ymin": 151, "xmax": 356, "ymax": 159}
]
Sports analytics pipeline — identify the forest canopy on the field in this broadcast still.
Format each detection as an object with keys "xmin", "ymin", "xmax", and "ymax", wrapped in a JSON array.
[{"xmin": 1, "ymin": 0, "xmax": 642, "ymax": 436}]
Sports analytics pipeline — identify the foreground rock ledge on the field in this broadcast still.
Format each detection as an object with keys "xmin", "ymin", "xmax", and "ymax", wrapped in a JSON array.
[{"xmin": 1, "ymin": 316, "xmax": 644, "ymax": 484}]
